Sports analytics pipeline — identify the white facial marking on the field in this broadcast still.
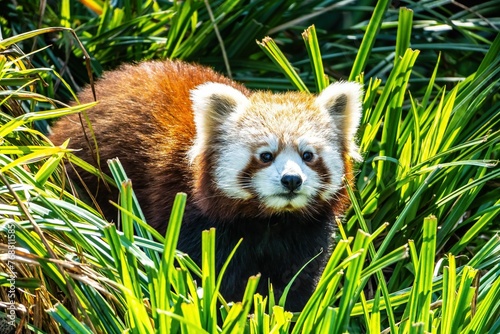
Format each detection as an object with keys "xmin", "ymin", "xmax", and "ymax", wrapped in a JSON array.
[
  {"xmin": 281, "ymin": 159, "xmax": 304, "ymax": 178},
  {"xmin": 190, "ymin": 83, "xmax": 363, "ymax": 211},
  {"xmin": 252, "ymin": 148, "xmax": 321, "ymax": 210},
  {"xmin": 189, "ymin": 82, "xmax": 249, "ymax": 164},
  {"xmin": 215, "ymin": 144, "xmax": 253, "ymax": 199}
]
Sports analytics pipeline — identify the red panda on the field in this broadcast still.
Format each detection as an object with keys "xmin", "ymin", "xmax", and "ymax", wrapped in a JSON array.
[{"xmin": 49, "ymin": 60, "xmax": 363, "ymax": 311}]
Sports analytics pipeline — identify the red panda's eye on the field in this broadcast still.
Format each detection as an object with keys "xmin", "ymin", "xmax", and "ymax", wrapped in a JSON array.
[
  {"xmin": 260, "ymin": 152, "xmax": 273, "ymax": 163},
  {"xmin": 302, "ymin": 151, "xmax": 314, "ymax": 162}
]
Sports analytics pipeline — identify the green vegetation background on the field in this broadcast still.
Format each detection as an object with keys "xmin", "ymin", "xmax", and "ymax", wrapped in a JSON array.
[{"xmin": 0, "ymin": 0, "xmax": 498, "ymax": 333}]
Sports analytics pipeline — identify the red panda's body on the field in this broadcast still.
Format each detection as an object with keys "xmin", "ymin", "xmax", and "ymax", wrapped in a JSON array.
[{"xmin": 50, "ymin": 60, "xmax": 363, "ymax": 311}]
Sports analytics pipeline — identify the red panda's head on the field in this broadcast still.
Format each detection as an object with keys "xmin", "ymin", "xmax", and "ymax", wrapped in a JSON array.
[{"xmin": 189, "ymin": 82, "xmax": 363, "ymax": 218}]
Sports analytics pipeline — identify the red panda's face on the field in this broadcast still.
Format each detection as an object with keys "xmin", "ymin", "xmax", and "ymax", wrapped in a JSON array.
[
  {"xmin": 190, "ymin": 82, "xmax": 363, "ymax": 214},
  {"xmin": 248, "ymin": 137, "xmax": 340, "ymax": 211}
]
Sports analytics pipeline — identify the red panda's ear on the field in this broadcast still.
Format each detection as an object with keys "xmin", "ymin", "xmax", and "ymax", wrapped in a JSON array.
[
  {"xmin": 189, "ymin": 82, "xmax": 249, "ymax": 161},
  {"xmin": 190, "ymin": 82, "xmax": 248, "ymax": 125},
  {"xmin": 315, "ymin": 81, "xmax": 364, "ymax": 161}
]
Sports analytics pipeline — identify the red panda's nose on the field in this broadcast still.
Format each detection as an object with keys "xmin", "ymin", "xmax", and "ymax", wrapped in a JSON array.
[{"xmin": 281, "ymin": 174, "xmax": 303, "ymax": 191}]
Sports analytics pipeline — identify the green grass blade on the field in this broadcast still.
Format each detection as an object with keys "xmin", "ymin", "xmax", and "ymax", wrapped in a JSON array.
[
  {"xmin": 302, "ymin": 25, "xmax": 328, "ymax": 92},
  {"xmin": 395, "ymin": 8, "xmax": 414, "ymax": 62},
  {"xmin": 334, "ymin": 229, "xmax": 371, "ymax": 333},
  {"xmin": 47, "ymin": 303, "xmax": 93, "ymax": 334},
  {"xmin": 441, "ymin": 255, "xmax": 456, "ymax": 334},
  {"xmin": 257, "ymin": 36, "xmax": 309, "ymax": 92},
  {"xmin": 349, "ymin": 0, "xmax": 391, "ymax": 80},
  {"xmin": 221, "ymin": 275, "xmax": 260, "ymax": 333},
  {"xmin": 450, "ymin": 266, "xmax": 477, "ymax": 334},
  {"xmin": 157, "ymin": 193, "xmax": 186, "ymax": 330},
  {"xmin": 401, "ymin": 216, "xmax": 437, "ymax": 333},
  {"xmin": 201, "ymin": 228, "xmax": 217, "ymax": 333},
  {"xmin": 462, "ymin": 274, "xmax": 500, "ymax": 334},
  {"xmin": 449, "ymin": 197, "xmax": 500, "ymax": 254}
]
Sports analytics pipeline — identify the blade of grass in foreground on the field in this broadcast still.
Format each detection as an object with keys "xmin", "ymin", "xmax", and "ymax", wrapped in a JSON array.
[
  {"xmin": 47, "ymin": 303, "xmax": 93, "ymax": 334},
  {"xmin": 302, "ymin": 25, "xmax": 328, "ymax": 92},
  {"xmin": 449, "ymin": 265, "xmax": 477, "ymax": 334},
  {"xmin": 107, "ymin": 158, "xmax": 158, "ymax": 243},
  {"xmin": 462, "ymin": 274, "xmax": 500, "ymax": 334},
  {"xmin": 257, "ymin": 36, "xmax": 309, "ymax": 92},
  {"xmin": 345, "ymin": 177, "xmax": 398, "ymax": 333},
  {"xmin": 394, "ymin": 8, "xmax": 414, "ymax": 62},
  {"xmin": 120, "ymin": 248, "xmax": 155, "ymax": 334},
  {"xmin": 379, "ymin": 48, "xmax": 420, "ymax": 184},
  {"xmin": 292, "ymin": 239, "xmax": 349, "ymax": 333},
  {"xmin": 202, "ymin": 228, "xmax": 217, "ymax": 333},
  {"xmin": 157, "ymin": 192, "xmax": 187, "ymax": 331},
  {"xmin": 450, "ymin": 197, "xmax": 500, "ymax": 254},
  {"xmin": 374, "ymin": 167, "xmax": 440, "ymax": 261},
  {"xmin": 400, "ymin": 215, "xmax": 437, "ymax": 334},
  {"xmin": 279, "ymin": 250, "xmax": 323, "ymax": 309},
  {"xmin": 222, "ymin": 275, "xmax": 260, "ymax": 334},
  {"xmin": 441, "ymin": 255, "xmax": 462, "ymax": 334},
  {"xmin": 349, "ymin": 0, "xmax": 391, "ymax": 81},
  {"xmin": 214, "ymin": 237, "xmax": 243, "ymax": 313},
  {"xmin": 333, "ymin": 229, "xmax": 370, "ymax": 333}
]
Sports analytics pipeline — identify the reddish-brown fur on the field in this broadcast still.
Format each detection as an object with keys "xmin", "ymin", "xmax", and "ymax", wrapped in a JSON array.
[
  {"xmin": 50, "ymin": 60, "xmax": 355, "ymax": 311},
  {"xmin": 51, "ymin": 60, "xmax": 251, "ymax": 230}
]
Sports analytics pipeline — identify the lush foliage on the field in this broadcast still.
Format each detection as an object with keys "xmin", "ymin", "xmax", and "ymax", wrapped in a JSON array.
[{"xmin": 0, "ymin": 0, "xmax": 499, "ymax": 333}]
